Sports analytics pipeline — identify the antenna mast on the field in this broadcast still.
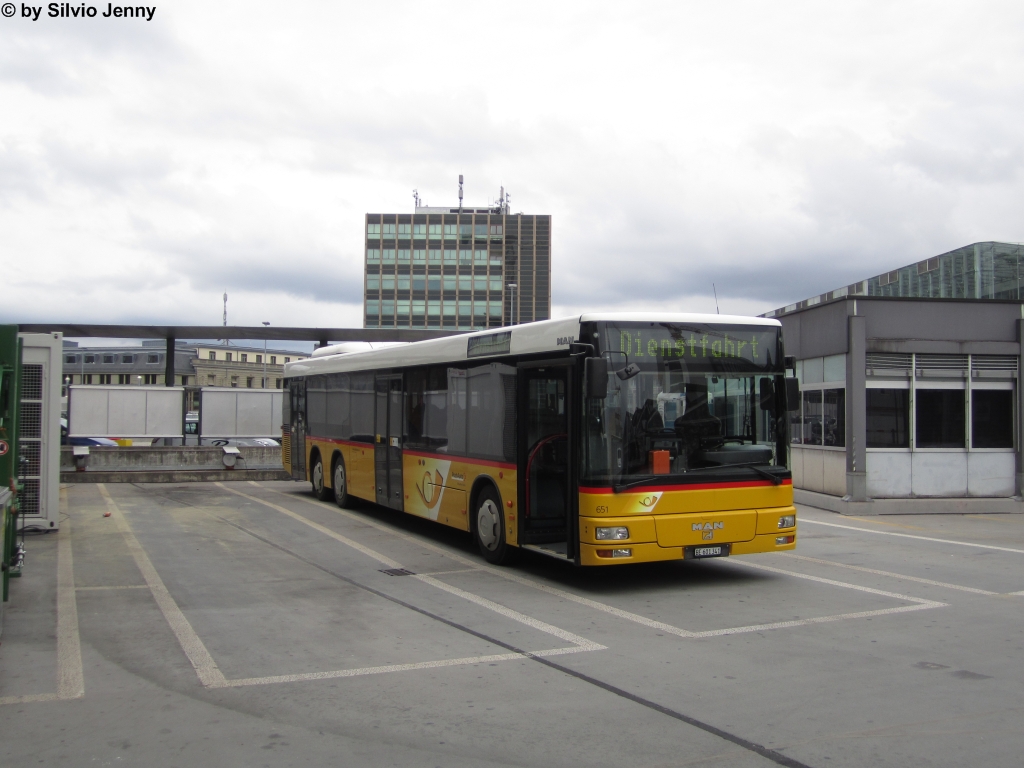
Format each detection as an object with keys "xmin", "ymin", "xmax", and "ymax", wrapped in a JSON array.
[
  {"xmin": 712, "ymin": 284, "xmax": 720, "ymax": 314},
  {"xmin": 413, "ymin": 189, "xmax": 420, "ymax": 209},
  {"xmin": 458, "ymin": 174, "xmax": 463, "ymax": 211},
  {"xmin": 222, "ymin": 292, "xmax": 228, "ymax": 345}
]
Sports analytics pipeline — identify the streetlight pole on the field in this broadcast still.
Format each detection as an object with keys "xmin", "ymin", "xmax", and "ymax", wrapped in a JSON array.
[
  {"xmin": 507, "ymin": 283, "xmax": 518, "ymax": 326},
  {"xmin": 262, "ymin": 321, "xmax": 270, "ymax": 388}
]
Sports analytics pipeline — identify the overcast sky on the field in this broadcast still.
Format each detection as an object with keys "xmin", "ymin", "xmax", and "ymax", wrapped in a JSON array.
[{"xmin": 2, "ymin": 1, "xmax": 1022, "ymax": 332}]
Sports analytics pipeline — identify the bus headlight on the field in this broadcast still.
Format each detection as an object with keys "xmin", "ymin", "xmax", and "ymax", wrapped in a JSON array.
[
  {"xmin": 596, "ymin": 548, "xmax": 632, "ymax": 558},
  {"xmin": 777, "ymin": 515, "xmax": 796, "ymax": 529},
  {"xmin": 595, "ymin": 526, "xmax": 629, "ymax": 540}
]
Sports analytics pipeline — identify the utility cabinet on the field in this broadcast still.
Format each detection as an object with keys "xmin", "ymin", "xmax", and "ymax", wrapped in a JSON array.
[{"xmin": 18, "ymin": 333, "xmax": 62, "ymax": 531}]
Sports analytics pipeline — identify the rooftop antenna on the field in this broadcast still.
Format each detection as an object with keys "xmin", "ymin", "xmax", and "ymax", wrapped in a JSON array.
[
  {"xmin": 712, "ymin": 283, "xmax": 720, "ymax": 314},
  {"xmin": 413, "ymin": 189, "xmax": 420, "ymax": 209},
  {"xmin": 222, "ymin": 292, "xmax": 228, "ymax": 345},
  {"xmin": 498, "ymin": 185, "xmax": 505, "ymax": 213},
  {"xmin": 458, "ymin": 174, "xmax": 463, "ymax": 211}
]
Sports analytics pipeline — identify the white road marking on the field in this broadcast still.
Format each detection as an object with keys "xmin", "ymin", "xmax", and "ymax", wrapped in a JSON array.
[
  {"xmin": 56, "ymin": 519, "xmax": 85, "ymax": 700},
  {"xmin": 261, "ymin": 486, "xmax": 947, "ymax": 640},
  {"xmin": 687, "ymin": 604, "xmax": 940, "ymax": 638},
  {"xmin": 219, "ymin": 484, "xmax": 404, "ymax": 569},
  {"xmin": 209, "ymin": 645, "xmax": 591, "ymax": 689},
  {"xmin": 98, "ymin": 484, "xmax": 227, "ymax": 688},
  {"xmin": 800, "ymin": 518, "xmax": 1024, "ymax": 554},
  {"xmin": 782, "ymin": 553, "xmax": 998, "ymax": 595},
  {"xmin": 729, "ymin": 559, "xmax": 946, "ymax": 607},
  {"xmin": 414, "ymin": 574, "xmax": 603, "ymax": 650},
  {"xmin": 272, "ymin": 486, "xmax": 705, "ymax": 638},
  {"xmin": 0, "ymin": 692, "xmax": 60, "ymax": 705},
  {"xmin": 207, "ymin": 484, "xmax": 605, "ymax": 686},
  {"xmin": 76, "ymin": 585, "xmax": 149, "ymax": 591},
  {"xmin": 0, "ymin": 499, "xmax": 84, "ymax": 706}
]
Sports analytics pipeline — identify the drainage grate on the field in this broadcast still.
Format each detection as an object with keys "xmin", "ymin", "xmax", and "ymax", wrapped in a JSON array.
[{"xmin": 379, "ymin": 568, "xmax": 415, "ymax": 577}]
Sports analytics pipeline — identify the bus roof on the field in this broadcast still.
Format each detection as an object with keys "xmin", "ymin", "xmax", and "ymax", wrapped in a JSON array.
[{"xmin": 284, "ymin": 312, "xmax": 781, "ymax": 377}]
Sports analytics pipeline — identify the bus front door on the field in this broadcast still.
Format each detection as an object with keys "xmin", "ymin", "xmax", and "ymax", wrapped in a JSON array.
[
  {"xmin": 518, "ymin": 360, "xmax": 577, "ymax": 562},
  {"xmin": 374, "ymin": 374, "xmax": 404, "ymax": 511},
  {"xmin": 289, "ymin": 378, "xmax": 306, "ymax": 481}
]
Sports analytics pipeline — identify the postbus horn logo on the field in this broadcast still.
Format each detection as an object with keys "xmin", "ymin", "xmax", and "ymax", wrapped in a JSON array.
[{"xmin": 416, "ymin": 470, "xmax": 444, "ymax": 507}]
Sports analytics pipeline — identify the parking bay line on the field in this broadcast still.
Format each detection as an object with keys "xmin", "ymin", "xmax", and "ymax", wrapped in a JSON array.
[
  {"xmin": 208, "ymin": 484, "xmax": 603, "ymax": 688},
  {"xmin": 96, "ymin": 482, "xmax": 602, "ymax": 693},
  {"xmin": 222, "ymin": 490, "xmax": 818, "ymax": 768},
  {"xmin": 258, "ymin": 485, "xmax": 947, "ymax": 640},
  {"xmin": 0, "ymin": 491, "xmax": 84, "ymax": 706},
  {"xmin": 800, "ymin": 518, "xmax": 1024, "ymax": 555},
  {"xmin": 782, "ymin": 553, "xmax": 998, "ymax": 595},
  {"xmin": 98, "ymin": 484, "xmax": 228, "ymax": 688}
]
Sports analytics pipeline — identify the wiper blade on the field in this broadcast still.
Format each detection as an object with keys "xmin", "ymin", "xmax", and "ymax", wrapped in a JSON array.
[
  {"xmin": 686, "ymin": 461, "xmax": 786, "ymax": 485},
  {"xmin": 612, "ymin": 462, "xmax": 786, "ymax": 492}
]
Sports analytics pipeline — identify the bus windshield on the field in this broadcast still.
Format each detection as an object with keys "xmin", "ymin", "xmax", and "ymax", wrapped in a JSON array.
[{"xmin": 584, "ymin": 321, "xmax": 786, "ymax": 487}]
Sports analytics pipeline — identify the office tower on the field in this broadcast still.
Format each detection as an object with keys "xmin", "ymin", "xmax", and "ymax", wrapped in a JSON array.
[{"xmin": 363, "ymin": 195, "xmax": 551, "ymax": 330}]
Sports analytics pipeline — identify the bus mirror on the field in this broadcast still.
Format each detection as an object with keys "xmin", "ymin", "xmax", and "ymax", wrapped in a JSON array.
[
  {"xmin": 759, "ymin": 377, "xmax": 774, "ymax": 410},
  {"xmin": 586, "ymin": 357, "xmax": 608, "ymax": 398},
  {"xmin": 785, "ymin": 377, "xmax": 800, "ymax": 411},
  {"xmin": 615, "ymin": 362, "xmax": 640, "ymax": 381}
]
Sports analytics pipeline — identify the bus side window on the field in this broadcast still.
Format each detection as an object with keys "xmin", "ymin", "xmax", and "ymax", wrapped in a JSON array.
[
  {"xmin": 406, "ymin": 369, "xmax": 426, "ymax": 444},
  {"xmin": 447, "ymin": 368, "xmax": 467, "ymax": 454}
]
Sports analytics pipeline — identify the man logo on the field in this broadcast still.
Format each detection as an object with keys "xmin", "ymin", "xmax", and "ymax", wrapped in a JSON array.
[
  {"xmin": 693, "ymin": 521, "xmax": 723, "ymax": 541},
  {"xmin": 692, "ymin": 522, "xmax": 724, "ymax": 531},
  {"xmin": 556, "ymin": 336, "xmax": 575, "ymax": 345}
]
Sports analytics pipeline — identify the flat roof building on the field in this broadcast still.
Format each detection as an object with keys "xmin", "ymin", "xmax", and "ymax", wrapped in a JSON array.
[
  {"xmin": 764, "ymin": 241, "xmax": 1024, "ymax": 513},
  {"xmin": 363, "ymin": 192, "xmax": 551, "ymax": 330},
  {"xmin": 62, "ymin": 341, "xmax": 309, "ymax": 390}
]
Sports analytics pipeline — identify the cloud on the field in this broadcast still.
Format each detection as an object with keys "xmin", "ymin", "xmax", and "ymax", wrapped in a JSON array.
[{"xmin": 1, "ymin": 0, "xmax": 1023, "ymax": 330}]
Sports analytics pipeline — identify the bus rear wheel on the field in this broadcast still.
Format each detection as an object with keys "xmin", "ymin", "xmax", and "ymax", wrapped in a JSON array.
[
  {"xmin": 333, "ymin": 457, "xmax": 351, "ymax": 508},
  {"xmin": 311, "ymin": 454, "xmax": 331, "ymax": 501},
  {"xmin": 474, "ymin": 487, "xmax": 516, "ymax": 565}
]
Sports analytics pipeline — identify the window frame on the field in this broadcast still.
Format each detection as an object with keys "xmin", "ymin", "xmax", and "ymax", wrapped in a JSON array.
[{"xmin": 793, "ymin": 381, "xmax": 847, "ymax": 451}]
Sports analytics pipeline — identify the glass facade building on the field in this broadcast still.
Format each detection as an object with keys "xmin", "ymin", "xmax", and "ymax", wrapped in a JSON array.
[
  {"xmin": 766, "ymin": 242, "xmax": 1024, "ymax": 317},
  {"xmin": 363, "ymin": 209, "xmax": 551, "ymax": 330}
]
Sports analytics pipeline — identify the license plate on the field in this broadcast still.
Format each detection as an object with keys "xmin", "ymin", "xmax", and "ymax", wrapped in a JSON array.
[{"xmin": 687, "ymin": 544, "xmax": 730, "ymax": 559}]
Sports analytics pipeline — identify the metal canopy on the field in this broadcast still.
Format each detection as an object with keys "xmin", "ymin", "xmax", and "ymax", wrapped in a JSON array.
[{"xmin": 17, "ymin": 324, "xmax": 464, "ymax": 344}]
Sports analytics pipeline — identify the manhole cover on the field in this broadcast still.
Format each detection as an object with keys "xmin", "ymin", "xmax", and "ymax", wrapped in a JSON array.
[{"xmin": 379, "ymin": 568, "xmax": 415, "ymax": 577}]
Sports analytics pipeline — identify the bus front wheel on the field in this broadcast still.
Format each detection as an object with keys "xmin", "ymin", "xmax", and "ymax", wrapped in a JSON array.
[
  {"xmin": 311, "ymin": 454, "xmax": 331, "ymax": 501},
  {"xmin": 474, "ymin": 487, "xmax": 516, "ymax": 565}
]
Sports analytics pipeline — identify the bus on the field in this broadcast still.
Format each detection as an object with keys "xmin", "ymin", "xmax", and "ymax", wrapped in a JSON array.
[{"xmin": 281, "ymin": 313, "xmax": 799, "ymax": 566}]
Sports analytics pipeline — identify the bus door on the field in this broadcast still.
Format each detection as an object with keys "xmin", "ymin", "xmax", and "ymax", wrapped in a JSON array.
[
  {"xmin": 374, "ymin": 374, "xmax": 404, "ymax": 511},
  {"xmin": 288, "ymin": 378, "xmax": 306, "ymax": 481},
  {"xmin": 518, "ymin": 360, "xmax": 578, "ymax": 562}
]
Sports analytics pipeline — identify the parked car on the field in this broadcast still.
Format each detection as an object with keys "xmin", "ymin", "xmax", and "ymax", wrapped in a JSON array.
[
  {"xmin": 68, "ymin": 436, "xmax": 120, "ymax": 447},
  {"xmin": 62, "ymin": 418, "xmax": 120, "ymax": 446},
  {"xmin": 201, "ymin": 437, "xmax": 280, "ymax": 447}
]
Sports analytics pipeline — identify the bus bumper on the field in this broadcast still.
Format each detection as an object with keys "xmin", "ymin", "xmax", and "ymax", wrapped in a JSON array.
[{"xmin": 578, "ymin": 509, "xmax": 797, "ymax": 566}]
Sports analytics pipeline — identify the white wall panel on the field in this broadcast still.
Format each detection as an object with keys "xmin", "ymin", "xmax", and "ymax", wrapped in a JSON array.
[
  {"xmin": 201, "ymin": 389, "xmax": 283, "ymax": 438},
  {"xmin": 866, "ymin": 451, "xmax": 912, "ymax": 497},
  {"xmin": 823, "ymin": 451, "xmax": 847, "ymax": 496},
  {"xmin": 967, "ymin": 452, "xmax": 1015, "ymax": 497},
  {"xmin": 911, "ymin": 453, "xmax": 968, "ymax": 497},
  {"xmin": 69, "ymin": 386, "xmax": 183, "ymax": 438}
]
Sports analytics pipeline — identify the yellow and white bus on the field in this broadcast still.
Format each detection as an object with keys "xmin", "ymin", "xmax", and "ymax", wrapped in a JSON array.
[{"xmin": 282, "ymin": 313, "xmax": 798, "ymax": 566}]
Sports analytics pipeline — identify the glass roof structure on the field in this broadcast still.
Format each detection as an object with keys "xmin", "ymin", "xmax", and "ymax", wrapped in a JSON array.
[{"xmin": 764, "ymin": 241, "xmax": 1024, "ymax": 317}]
